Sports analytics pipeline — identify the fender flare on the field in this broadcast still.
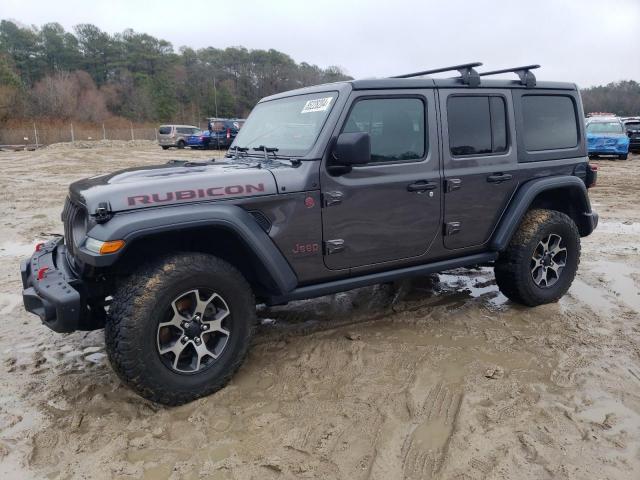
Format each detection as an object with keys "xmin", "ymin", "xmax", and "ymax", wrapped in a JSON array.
[
  {"xmin": 76, "ymin": 204, "xmax": 298, "ymax": 295},
  {"xmin": 490, "ymin": 175, "xmax": 597, "ymax": 251}
]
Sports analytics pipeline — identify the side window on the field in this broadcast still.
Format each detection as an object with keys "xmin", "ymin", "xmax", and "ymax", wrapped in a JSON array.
[
  {"xmin": 521, "ymin": 95, "xmax": 578, "ymax": 151},
  {"xmin": 342, "ymin": 98, "xmax": 426, "ymax": 163},
  {"xmin": 447, "ymin": 96, "xmax": 508, "ymax": 156}
]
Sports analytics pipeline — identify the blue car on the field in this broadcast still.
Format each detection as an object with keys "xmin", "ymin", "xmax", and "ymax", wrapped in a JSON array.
[
  {"xmin": 586, "ymin": 117, "xmax": 630, "ymax": 160},
  {"xmin": 185, "ymin": 130, "xmax": 210, "ymax": 149},
  {"xmin": 185, "ymin": 119, "xmax": 246, "ymax": 149}
]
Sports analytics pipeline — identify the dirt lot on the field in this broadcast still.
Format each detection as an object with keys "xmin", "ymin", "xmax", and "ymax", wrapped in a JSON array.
[{"xmin": 0, "ymin": 142, "xmax": 639, "ymax": 479}]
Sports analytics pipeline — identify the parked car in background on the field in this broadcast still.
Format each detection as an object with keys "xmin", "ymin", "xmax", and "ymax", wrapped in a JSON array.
[
  {"xmin": 586, "ymin": 117, "xmax": 630, "ymax": 160},
  {"xmin": 185, "ymin": 130, "xmax": 210, "ymax": 149},
  {"xmin": 622, "ymin": 117, "xmax": 640, "ymax": 153},
  {"xmin": 158, "ymin": 125, "xmax": 200, "ymax": 149},
  {"xmin": 206, "ymin": 118, "xmax": 245, "ymax": 149}
]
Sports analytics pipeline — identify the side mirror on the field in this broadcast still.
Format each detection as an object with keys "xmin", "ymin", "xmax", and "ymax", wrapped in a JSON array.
[{"xmin": 333, "ymin": 132, "xmax": 371, "ymax": 166}]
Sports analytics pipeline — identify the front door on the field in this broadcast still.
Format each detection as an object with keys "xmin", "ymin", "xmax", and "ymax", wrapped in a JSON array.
[
  {"xmin": 439, "ymin": 90, "xmax": 519, "ymax": 249},
  {"xmin": 320, "ymin": 91, "xmax": 441, "ymax": 270}
]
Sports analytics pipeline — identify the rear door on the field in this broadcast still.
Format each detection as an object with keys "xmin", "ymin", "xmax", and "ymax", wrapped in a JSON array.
[
  {"xmin": 320, "ymin": 90, "xmax": 442, "ymax": 270},
  {"xmin": 439, "ymin": 89, "xmax": 519, "ymax": 249}
]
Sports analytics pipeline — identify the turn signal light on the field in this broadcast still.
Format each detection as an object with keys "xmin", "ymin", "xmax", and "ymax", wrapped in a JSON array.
[
  {"xmin": 99, "ymin": 240, "xmax": 125, "ymax": 254},
  {"xmin": 85, "ymin": 237, "xmax": 125, "ymax": 255}
]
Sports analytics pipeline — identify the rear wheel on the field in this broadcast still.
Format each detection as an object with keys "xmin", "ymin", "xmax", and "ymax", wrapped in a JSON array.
[
  {"xmin": 495, "ymin": 209, "xmax": 580, "ymax": 307},
  {"xmin": 161, "ymin": 146, "xmax": 169, "ymax": 150},
  {"xmin": 177, "ymin": 140, "xmax": 186, "ymax": 149},
  {"xmin": 105, "ymin": 253, "xmax": 255, "ymax": 405}
]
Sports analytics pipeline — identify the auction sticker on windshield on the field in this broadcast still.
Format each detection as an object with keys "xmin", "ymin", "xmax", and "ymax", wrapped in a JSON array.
[{"xmin": 301, "ymin": 97, "xmax": 333, "ymax": 114}]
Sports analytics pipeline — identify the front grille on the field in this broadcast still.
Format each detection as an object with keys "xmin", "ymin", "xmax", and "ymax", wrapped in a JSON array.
[{"xmin": 62, "ymin": 197, "xmax": 82, "ymax": 256}]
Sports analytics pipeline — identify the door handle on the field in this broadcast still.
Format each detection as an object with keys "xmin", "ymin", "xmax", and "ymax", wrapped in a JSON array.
[
  {"xmin": 407, "ymin": 181, "xmax": 437, "ymax": 192},
  {"xmin": 487, "ymin": 173, "xmax": 513, "ymax": 183}
]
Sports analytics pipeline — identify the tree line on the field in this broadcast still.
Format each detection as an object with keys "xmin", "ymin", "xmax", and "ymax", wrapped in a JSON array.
[
  {"xmin": 1, "ymin": 19, "xmax": 638, "ymax": 127},
  {"xmin": 0, "ymin": 20, "xmax": 351, "ymax": 125},
  {"xmin": 580, "ymin": 80, "xmax": 640, "ymax": 117}
]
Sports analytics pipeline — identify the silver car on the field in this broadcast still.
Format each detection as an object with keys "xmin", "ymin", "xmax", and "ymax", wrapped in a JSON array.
[{"xmin": 158, "ymin": 125, "xmax": 199, "ymax": 150}]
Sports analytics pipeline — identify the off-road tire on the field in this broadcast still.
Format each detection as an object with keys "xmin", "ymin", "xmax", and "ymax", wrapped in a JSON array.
[
  {"xmin": 177, "ymin": 140, "xmax": 186, "ymax": 149},
  {"xmin": 495, "ymin": 209, "xmax": 580, "ymax": 307},
  {"xmin": 618, "ymin": 154, "xmax": 628, "ymax": 160},
  {"xmin": 105, "ymin": 253, "xmax": 255, "ymax": 405}
]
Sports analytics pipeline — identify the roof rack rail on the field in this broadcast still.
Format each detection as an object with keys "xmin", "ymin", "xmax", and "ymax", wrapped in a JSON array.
[
  {"xmin": 391, "ymin": 62, "xmax": 483, "ymax": 87},
  {"xmin": 478, "ymin": 65, "xmax": 540, "ymax": 88}
]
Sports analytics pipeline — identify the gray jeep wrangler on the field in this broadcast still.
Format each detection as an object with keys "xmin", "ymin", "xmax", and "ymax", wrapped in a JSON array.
[{"xmin": 21, "ymin": 63, "xmax": 598, "ymax": 405}]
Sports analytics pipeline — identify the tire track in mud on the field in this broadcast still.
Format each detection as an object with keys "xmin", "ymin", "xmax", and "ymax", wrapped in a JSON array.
[{"xmin": 400, "ymin": 382, "xmax": 463, "ymax": 480}]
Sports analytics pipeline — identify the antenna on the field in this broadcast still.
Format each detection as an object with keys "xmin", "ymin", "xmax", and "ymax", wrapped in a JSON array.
[
  {"xmin": 391, "ymin": 62, "xmax": 483, "ymax": 87},
  {"xmin": 479, "ymin": 65, "xmax": 540, "ymax": 88}
]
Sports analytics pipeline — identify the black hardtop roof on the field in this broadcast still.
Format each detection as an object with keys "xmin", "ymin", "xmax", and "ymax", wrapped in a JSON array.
[{"xmin": 261, "ymin": 63, "xmax": 578, "ymax": 102}]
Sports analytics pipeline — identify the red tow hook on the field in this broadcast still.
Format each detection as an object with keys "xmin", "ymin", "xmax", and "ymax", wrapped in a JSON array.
[
  {"xmin": 35, "ymin": 242, "xmax": 45, "ymax": 252},
  {"xmin": 37, "ymin": 267, "xmax": 49, "ymax": 280}
]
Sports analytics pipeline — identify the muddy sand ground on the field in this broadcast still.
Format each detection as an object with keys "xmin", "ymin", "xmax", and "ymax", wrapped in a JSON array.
[{"xmin": 0, "ymin": 142, "xmax": 639, "ymax": 479}]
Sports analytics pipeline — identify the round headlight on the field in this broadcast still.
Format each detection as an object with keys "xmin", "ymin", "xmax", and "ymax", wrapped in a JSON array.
[{"xmin": 71, "ymin": 208, "xmax": 88, "ymax": 247}]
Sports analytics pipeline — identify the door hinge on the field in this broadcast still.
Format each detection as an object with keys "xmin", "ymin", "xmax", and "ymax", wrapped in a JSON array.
[
  {"xmin": 445, "ymin": 178, "xmax": 462, "ymax": 193},
  {"xmin": 324, "ymin": 239, "xmax": 345, "ymax": 255},
  {"xmin": 323, "ymin": 191, "xmax": 343, "ymax": 207},
  {"xmin": 444, "ymin": 222, "xmax": 461, "ymax": 236}
]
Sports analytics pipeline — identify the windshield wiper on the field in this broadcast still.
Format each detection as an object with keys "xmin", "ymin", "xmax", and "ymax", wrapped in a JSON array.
[
  {"xmin": 227, "ymin": 145, "xmax": 249, "ymax": 159},
  {"xmin": 253, "ymin": 145, "xmax": 279, "ymax": 162}
]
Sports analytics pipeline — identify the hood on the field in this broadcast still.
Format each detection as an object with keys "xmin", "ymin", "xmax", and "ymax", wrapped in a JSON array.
[{"xmin": 70, "ymin": 159, "xmax": 279, "ymax": 214}]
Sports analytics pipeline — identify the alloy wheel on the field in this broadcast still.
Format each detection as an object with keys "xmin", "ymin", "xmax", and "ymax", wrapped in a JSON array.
[
  {"xmin": 156, "ymin": 289, "xmax": 231, "ymax": 373},
  {"xmin": 530, "ymin": 233, "xmax": 567, "ymax": 288}
]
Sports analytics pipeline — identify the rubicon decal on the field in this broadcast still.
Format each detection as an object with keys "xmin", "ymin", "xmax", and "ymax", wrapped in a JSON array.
[{"xmin": 127, "ymin": 183, "xmax": 265, "ymax": 206}]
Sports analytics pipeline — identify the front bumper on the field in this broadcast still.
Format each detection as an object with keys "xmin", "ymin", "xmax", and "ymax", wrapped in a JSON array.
[
  {"xmin": 587, "ymin": 143, "xmax": 629, "ymax": 155},
  {"xmin": 21, "ymin": 238, "xmax": 84, "ymax": 333}
]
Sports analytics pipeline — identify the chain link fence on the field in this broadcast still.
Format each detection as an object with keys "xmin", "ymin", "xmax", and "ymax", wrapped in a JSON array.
[{"xmin": 0, "ymin": 123, "xmax": 159, "ymax": 147}]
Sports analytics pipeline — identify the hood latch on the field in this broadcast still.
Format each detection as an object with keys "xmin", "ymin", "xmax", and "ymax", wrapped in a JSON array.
[{"xmin": 95, "ymin": 202, "xmax": 113, "ymax": 224}]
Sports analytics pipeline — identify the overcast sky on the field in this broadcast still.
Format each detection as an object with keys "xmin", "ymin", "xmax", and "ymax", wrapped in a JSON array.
[{"xmin": 2, "ymin": 0, "xmax": 639, "ymax": 88}]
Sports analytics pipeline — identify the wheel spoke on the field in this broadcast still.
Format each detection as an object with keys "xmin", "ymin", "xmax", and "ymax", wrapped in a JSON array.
[
  {"xmin": 194, "ymin": 341, "xmax": 217, "ymax": 370},
  {"xmin": 159, "ymin": 339, "xmax": 187, "ymax": 357},
  {"xmin": 193, "ymin": 291, "xmax": 222, "ymax": 316},
  {"xmin": 532, "ymin": 265, "xmax": 544, "ymax": 286},
  {"xmin": 203, "ymin": 319, "xmax": 230, "ymax": 336},
  {"xmin": 159, "ymin": 304, "xmax": 188, "ymax": 330}
]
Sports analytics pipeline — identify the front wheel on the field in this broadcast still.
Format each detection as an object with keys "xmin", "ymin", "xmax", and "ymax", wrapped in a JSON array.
[
  {"xmin": 176, "ymin": 140, "xmax": 186, "ymax": 149},
  {"xmin": 105, "ymin": 253, "xmax": 255, "ymax": 405},
  {"xmin": 495, "ymin": 209, "xmax": 580, "ymax": 307},
  {"xmin": 619, "ymin": 154, "xmax": 628, "ymax": 160}
]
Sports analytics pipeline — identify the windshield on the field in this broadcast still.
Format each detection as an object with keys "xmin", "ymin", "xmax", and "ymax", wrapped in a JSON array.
[
  {"xmin": 586, "ymin": 121, "xmax": 623, "ymax": 134},
  {"xmin": 232, "ymin": 92, "xmax": 338, "ymax": 156},
  {"xmin": 625, "ymin": 122, "xmax": 640, "ymax": 132}
]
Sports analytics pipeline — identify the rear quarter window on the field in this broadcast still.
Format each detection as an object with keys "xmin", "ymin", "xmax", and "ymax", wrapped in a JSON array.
[
  {"xmin": 158, "ymin": 126, "xmax": 172, "ymax": 134},
  {"xmin": 522, "ymin": 95, "xmax": 578, "ymax": 151},
  {"xmin": 176, "ymin": 127, "xmax": 198, "ymax": 134}
]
